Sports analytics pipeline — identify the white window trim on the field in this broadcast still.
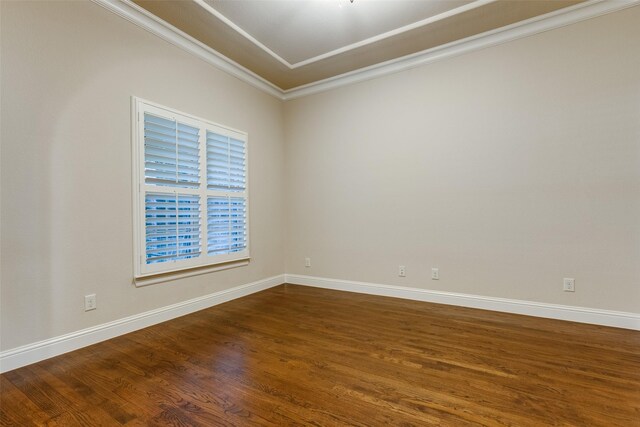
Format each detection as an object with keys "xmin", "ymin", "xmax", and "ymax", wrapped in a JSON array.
[{"xmin": 131, "ymin": 97, "xmax": 250, "ymax": 280}]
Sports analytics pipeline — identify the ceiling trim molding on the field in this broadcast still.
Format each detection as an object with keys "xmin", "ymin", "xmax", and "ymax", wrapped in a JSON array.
[
  {"xmin": 192, "ymin": 0, "xmax": 497, "ymax": 69},
  {"xmin": 283, "ymin": 0, "xmax": 640, "ymax": 100},
  {"xmin": 290, "ymin": 0, "xmax": 496, "ymax": 68},
  {"xmin": 91, "ymin": 0, "xmax": 283, "ymax": 99},
  {"xmin": 192, "ymin": 0, "xmax": 292, "ymax": 68},
  {"xmin": 93, "ymin": 0, "xmax": 639, "ymax": 101}
]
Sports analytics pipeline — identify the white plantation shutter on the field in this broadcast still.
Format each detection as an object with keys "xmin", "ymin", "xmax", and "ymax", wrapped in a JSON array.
[
  {"xmin": 144, "ymin": 114, "xmax": 200, "ymax": 188},
  {"xmin": 207, "ymin": 197, "xmax": 247, "ymax": 255},
  {"xmin": 145, "ymin": 193, "xmax": 201, "ymax": 264},
  {"xmin": 134, "ymin": 98, "xmax": 249, "ymax": 278},
  {"xmin": 207, "ymin": 197, "xmax": 230, "ymax": 254},
  {"xmin": 207, "ymin": 132, "xmax": 228, "ymax": 190},
  {"xmin": 206, "ymin": 131, "xmax": 247, "ymax": 255},
  {"xmin": 229, "ymin": 197, "xmax": 247, "ymax": 251},
  {"xmin": 229, "ymin": 138, "xmax": 246, "ymax": 191},
  {"xmin": 206, "ymin": 132, "xmax": 246, "ymax": 191}
]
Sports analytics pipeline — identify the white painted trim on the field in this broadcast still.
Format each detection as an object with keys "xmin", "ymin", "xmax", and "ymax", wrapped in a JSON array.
[
  {"xmin": 0, "ymin": 275, "xmax": 285, "ymax": 373},
  {"xmin": 131, "ymin": 96, "xmax": 250, "ymax": 278},
  {"xmin": 283, "ymin": 0, "xmax": 640, "ymax": 99},
  {"xmin": 3, "ymin": 272, "xmax": 636, "ymax": 372},
  {"xmin": 285, "ymin": 274, "xmax": 640, "ymax": 331},
  {"xmin": 192, "ymin": 0, "xmax": 291, "ymax": 68},
  {"xmin": 93, "ymin": 0, "xmax": 639, "ymax": 100},
  {"xmin": 193, "ymin": 0, "xmax": 496, "ymax": 69},
  {"xmin": 134, "ymin": 259, "xmax": 250, "ymax": 287},
  {"xmin": 291, "ymin": 0, "xmax": 496, "ymax": 68},
  {"xmin": 90, "ymin": 0, "xmax": 283, "ymax": 98}
]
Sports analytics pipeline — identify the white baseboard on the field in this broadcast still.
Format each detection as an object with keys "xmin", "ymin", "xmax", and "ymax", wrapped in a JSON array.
[
  {"xmin": 4, "ymin": 272, "xmax": 637, "ymax": 373},
  {"xmin": 0, "ymin": 274, "xmax": 285, "ymax": 373},
  {"xmin": 285, "ymin": 274, "xmax": 640, "ymax": 331}
]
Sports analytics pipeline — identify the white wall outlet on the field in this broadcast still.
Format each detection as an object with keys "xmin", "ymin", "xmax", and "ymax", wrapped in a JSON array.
[
  {"xmin": 563, "ymin": 278, "xmax": 575, "ymax": 292},
  {"xmin": 304, "ymin": 257, "xmax": 311, "ymax": 268},
  {"xmin": 431, "ymin": 268, "xmax": 439, "ymax": 280},
  {"xmin": 398, "ymin": 265, "xmax": 406, "ymax": 277},
  {"xmin": 84, "ymin": 294, "xmax": 97, "ymax": 311}
]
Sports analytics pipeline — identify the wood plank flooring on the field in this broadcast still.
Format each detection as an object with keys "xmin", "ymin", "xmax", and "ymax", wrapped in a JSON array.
[{"xmin": 1, "ymin": 284, "xmax": 639, "ymax": 426}]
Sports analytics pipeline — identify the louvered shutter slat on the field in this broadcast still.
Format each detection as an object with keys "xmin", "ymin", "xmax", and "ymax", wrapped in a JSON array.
[
  {"xmin": 145, "ymin": 193, "xmax": 201, "ymax": 264},
  {"xmin": 176, "ymin": 194, "xmax": 201, "ymax": 258},
  {"xmin": 206, "ymin": 132, "xmax": 245, "ymax": 191},
  {"xmin": 206, "ymin": 196, "xmax": 246, "ymax": 255},
  {"xmin": 207, "ymin": 197, "xmax": 228, "ymax": 254},
  {"xmin": 229, "ymin": 138, "xmax": 246, "ymax": 191},
  {"xmin": 205, "ymin": 131, "xmax": 247, "ymax": 253},
  {"xmin": 207, "ymin": 131, "xmax": 229, "ymax": 190},
  {"xmin": 176, "ymin": 123, "xmax": 200, "ymax": 188},
  {"xmin": 144, "ymin": 113, "xmax": 201, "ymax": 189},
  {"xmin": 145, "ymin": 193, "xmax": 177, "ymax": 264}
]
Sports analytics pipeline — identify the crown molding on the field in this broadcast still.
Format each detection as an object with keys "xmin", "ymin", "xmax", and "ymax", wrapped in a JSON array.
[
  {"xmin": 192, "ymin": 0, "xmax": 497, "ymax": 69},
  {"xmin": 92, "ymin": 0, "xmax": 639, "ymax": 101},
  {"xmin": 192, "ymin": 0, "xmax": 292, "ymax": 68},
  {"xmin": 283, "ymin": 0, "xmax": 640, "ymax": 100},
  {"xmin": 91, "ymin": 0, "xmax": 283, "ymax": 99}
]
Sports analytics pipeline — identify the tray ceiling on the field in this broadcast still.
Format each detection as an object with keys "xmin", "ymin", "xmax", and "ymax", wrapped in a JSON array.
[{"xmin": 132, "ymin": 0, "xmax": 586, "ymax": 91}]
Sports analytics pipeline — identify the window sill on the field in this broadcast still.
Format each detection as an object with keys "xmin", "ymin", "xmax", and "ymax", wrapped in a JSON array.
[{"xmin": 134, "ymin": 258, "xmax": 250, "ymax": 287}]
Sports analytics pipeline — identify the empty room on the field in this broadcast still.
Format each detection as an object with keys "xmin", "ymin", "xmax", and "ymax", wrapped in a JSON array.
[{"xmin": 1, "ymin": 0, "xmax": 639, "ymax": 425}]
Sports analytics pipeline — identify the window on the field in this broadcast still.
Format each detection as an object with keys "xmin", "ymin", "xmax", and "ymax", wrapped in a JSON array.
[{"xmin": 132, "ymin": 98, "xmax": 249, "ymax": 278}]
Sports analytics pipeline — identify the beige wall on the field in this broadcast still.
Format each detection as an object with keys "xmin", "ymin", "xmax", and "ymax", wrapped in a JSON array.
[
  {"xmin": 284, "ymin": 6, "xmax": 640, "ymax": 313},
  {"xmin": 2, "ymin": 1, "xmax": 639, "ymax": 353},
  {"xmin": 0, "ymin": 1, "xmax": 285, "ymax": 350}
]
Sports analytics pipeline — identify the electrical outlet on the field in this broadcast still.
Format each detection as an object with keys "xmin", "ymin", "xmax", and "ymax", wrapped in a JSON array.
[
  {"xmin": 398, "ymin": 265, "xmax": 406, "ymax": 277},
  {"xmin": 304, "ymin": 257, "xmax": 311, "ymax": 268},
  {"xmin": 84, "ymin": 294, "xmax": 97, "ymax": 311},
  {"xmin": 431, "ymin": 268, "xmax": 439, "ymax": 280},
  {"xmin": 563, "ymin": 278, "xmax": 575, "ymax": 292}
]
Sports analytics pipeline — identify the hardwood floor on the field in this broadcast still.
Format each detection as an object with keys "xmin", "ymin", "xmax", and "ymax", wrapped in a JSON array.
[{"xmin": 1, "ymin": 284, "xmax": 639, "ymax": 426}]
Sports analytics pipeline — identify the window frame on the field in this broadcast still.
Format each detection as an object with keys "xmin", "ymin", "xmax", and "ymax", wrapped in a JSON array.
[{"xmin": 131, "ymin": 97, "xmax": 250, "ymax": 279}]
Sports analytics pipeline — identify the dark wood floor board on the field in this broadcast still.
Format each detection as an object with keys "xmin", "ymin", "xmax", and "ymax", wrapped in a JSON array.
[
  {"xmin": 47, "ymin": 354, "xmax": 162, "ymax": 424},
  {"xmin": 26, "ymin": 363, "xmax": 135, "ymax": 426},
  {"xmin": 116, "ymin": 330, "xmax": 390, "ymax": 426},
  {"xmin": 279, "ymin": 285, "xmax": 635, "ymax": 351},
  {"xmin": 34, "ymin": 358, "xmax": 145, "ymax": 425},
  {"xmin": 158, "ymin": 288, "xmax": 636, "ymax": 424},
  {"xmin": 96, "ymin": 300, "xmax": 476, "ymax": 426},
  {"xmin": 77, "ymin": 349, "xmax": 235, "ymax": 426},
  {"xmin": 0, "ymin": 375, "xmax": 52, "ymax": 426},
  {"xmin": 2, "ymin": 367, "xmax": 73, "ymax": 420},
  {"xmin": 214, "ymin": 286, "xmax": 637, "ymax": 422},
  {"xmin": 96, "ymin": 335, "xmax": 307, "ymax": 427},
  {"xmin": 267, "ymin": 287, "xmax": 639, "ymax": 378},
  {"xmin": 0, "ymin": 407, "xmax": 24, "ymax": 427},
  {"xmin": 225, "ymin": 296, "xmax": 632, "ymax": 410},
  {"xmin": 139, "ymin": 290, "xmax": 604, "ymax": 424},
  {"xmin": 147, "ymin": 310, "xmax": 505, "ymax": 424},
  {"xmin": 2, "ymin": 284, "xmax": 639, "ymax": 426}
]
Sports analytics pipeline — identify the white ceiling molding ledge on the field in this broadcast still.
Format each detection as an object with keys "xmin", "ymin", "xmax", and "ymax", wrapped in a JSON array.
[
  {"xmin": 192, "ymin": 0, "xmax": 498, "ymax": 69},
  {"xmin": 192, "ymin": 0, "xmax": 292, "ymax": 68},
  {"xmin": 91, "ymin": 0, "xmax": 283, "ymax": 99},
  {"xmin": 93, "ymin": 0, "xmax": 639, "ymax": 101},
  {"xmin": 283, "ymin": 0, "xmax": 640, "ymax": 100},
  {"xmin": 288, "ymin": 0, "xmax": 497, "ymax": 69}
]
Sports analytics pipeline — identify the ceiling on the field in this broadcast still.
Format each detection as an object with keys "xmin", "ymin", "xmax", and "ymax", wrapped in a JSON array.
[
  {"xmin": 132, "ymin": 0, "xmax": 586, "ymax": 91},
  {"xmin": 206, "ymin": 0, "xmax": 474, "ymax": 65}
]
